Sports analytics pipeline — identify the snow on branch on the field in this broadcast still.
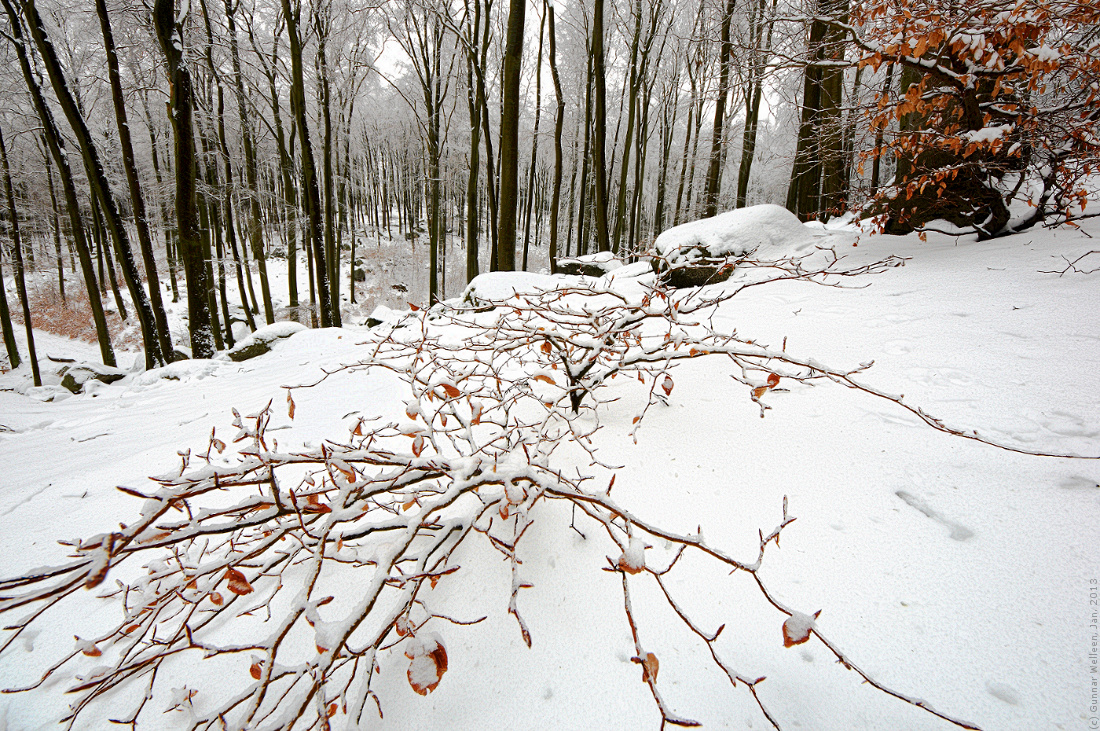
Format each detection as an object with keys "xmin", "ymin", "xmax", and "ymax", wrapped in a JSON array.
[{"xmin": 0, "ymin": 253, "xmax": 1041, "ymax": 730}]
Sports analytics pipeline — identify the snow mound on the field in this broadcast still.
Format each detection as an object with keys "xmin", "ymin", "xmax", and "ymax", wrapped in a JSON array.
[
  {"xmin": 655, "ymin": 204, "xmax": 820, "ymax": 262},
  {"xmin": 134, "ymin": 359, "xmax": 220, "ymax": 386},
  {"xmin": 461, "ymin": 271, "xmax": 581, "ymax": 305},
  {"xmin": 557, "ymin": 251, "xmax": 624, "ymax": 276},
  {"xmin": 227, "ymin": 321, "xmax": 307, "ymax": 362}
]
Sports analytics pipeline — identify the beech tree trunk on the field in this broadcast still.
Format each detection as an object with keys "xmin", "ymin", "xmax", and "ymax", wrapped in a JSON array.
[
  {"xmin": 2, "ymin": 0, "xmax": 115, "ymax": 367},
  {"xmin": 25, "ymin": 0, "xmax": 165, "ymax": 367},
  {"xmin": 96, "ymin": 0, "xmax": 173, "ymax": 360},
  {"xmin": 0, "ymin": 123, "xmax": 37, "ymax": 384},
  {"xmin": 496, "ymin": 0, "xmax": 526, "ymax": 271},
  {"xmin": 282, "ymin": 0, "xmax": 332, "ymax": 327},
  {"xmin": 154, "ymin": 0, "xmax": 216, "ymax": 357}
]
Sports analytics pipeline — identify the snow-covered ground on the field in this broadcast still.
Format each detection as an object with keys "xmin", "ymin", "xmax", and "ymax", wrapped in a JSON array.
[{"xmin": 0, "ymin": 213, "xmax": 1098, "ymax": 730}]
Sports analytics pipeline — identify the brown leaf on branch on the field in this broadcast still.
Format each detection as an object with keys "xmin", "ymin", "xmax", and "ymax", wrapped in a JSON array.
[
  {"xmin": 632, "ymin": 652, "xmax": 659, "ymax": 683},
  {"xmin": 406, "ymin": 636, "xmax": 448, "ymax": 696},
  {"xmin": 753, "ymin": 386, "xmax": 768, "ymax": 399},
  {"xmin": 225, "ymin": 568, "xmax": 253, "ymax": 596},
  {"xmin": 782, "ymin": 610, "xmax": 820, "ymax": 648},
  {"xmin": 533, "ymin": 374, "xmax": 556, "ymax": 385},
  {"xmin": 250, "ymin": 662, "xmax": 262, "ymax": 680},
  {"xmin": 287, "ymin": 391, "xmax": 296, "ymax": 420},
  {"xmin": 661, "ymin": 374, "xmax": 674, "ymax": 396},
  {"xmin": 767, "ymin": 373, "xmax": 780, "ymax": 388},
  {"xmin": 440, "ymin": 383, "xmax": 461, "ymax": 398},
  {"xmin": 209, "ymin": 592, "xmax": 224, "ymax": 606}
]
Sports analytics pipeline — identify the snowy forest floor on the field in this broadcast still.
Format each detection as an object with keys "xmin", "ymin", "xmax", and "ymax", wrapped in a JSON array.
[{"xmin": 0, "ymin": 215, "xmax": 1098, "ymax": 730}]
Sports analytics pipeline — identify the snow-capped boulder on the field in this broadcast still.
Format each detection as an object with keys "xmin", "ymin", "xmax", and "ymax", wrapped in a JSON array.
[
  {"xmin": 461, "ymin": 271, "xmax": 580, "ymax": 307},
  {"xmin": 556, "ymin": 251, "xmax": 623, "ymax": 277},
  {"xmin": 59, "ymin": 362, "xmax": 128, "ymax": 394},
  {"xmin": 651, "ymin": 205, "xmax": 819, "ymax": 289},
  {"xmin": 654, "ymin": 204, "xmax": 815, "ymax": 263},
  {"xmin": 227, "ymin": 321, "xmax": 307, "ymax": 362}
]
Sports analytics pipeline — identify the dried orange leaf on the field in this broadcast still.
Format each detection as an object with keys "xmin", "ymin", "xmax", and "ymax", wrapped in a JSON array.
[
  {"xmin": 82, "ymin": 644, "xmax": 102, "ymax": 658},
  {"xmin": 287, "ymin": 391, "xmax": 296, "ymax": 420},
  {"xmin": 327, "ymin": 702, "xmax": 338, "ymax": 718},
  {"xmin": 752, "ymin": 386, "xmax": 768, "ymax": 399},
  {"xmin": 225, "ymin": 568, "xmax": 254, "ymax": 596},
  {"xmin": 533, "ymin": 374, "xmax": 555, "ymax": 385},
  {"xmin": 403, "ymin": 499, "xmax": 418, "ymax": 512},
  {"xmin": 407, "ymin": 636, "xmax": 448, "ymax": 695},
  {"xmin": 412, "ymin": 435, "xmax": 425, "ymax": 457},
  {"xmin": 540, "ymin": 340, "xmax": 552, "ymax": 354},
  {"xmin": 209, "ymin": 592, "xmax": 224, "ymax": 606},
  {"xmin": 642, "ymin": 652, "xmax": 659, "ymax": 682},
  {"xmin": 782, "ymin": 611, "xmax": 818, "ymax": 648},
  {"xmin": 767, "ymin": 373, "xmax": 781, "ymax": 388},
  {"xmin": 250, "ymin": 662, "xmax": 262, "ymax": 680},
  {"xmin": 440, "ymin": 383, "xmax": 461, "ymax": 398},
  {"xmin": 661, "ymin": 374, "xmax": 674, "ymax": 396}
]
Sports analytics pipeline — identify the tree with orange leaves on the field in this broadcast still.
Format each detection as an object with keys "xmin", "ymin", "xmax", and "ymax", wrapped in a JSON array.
[{"xmin": 848, "ymin": 0, "xmax": 1100, "ymax": 237}]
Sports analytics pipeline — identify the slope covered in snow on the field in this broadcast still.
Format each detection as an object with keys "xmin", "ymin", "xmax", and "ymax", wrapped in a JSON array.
[{"xmin": 0, "ymin": 213, "xmax": 1097, "ymax": 730}]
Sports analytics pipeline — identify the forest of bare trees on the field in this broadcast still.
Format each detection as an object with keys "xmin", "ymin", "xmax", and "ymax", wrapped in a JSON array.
[{"xmin": 0, "ymin": 0, "xmax": 1097, "ymax": 368}]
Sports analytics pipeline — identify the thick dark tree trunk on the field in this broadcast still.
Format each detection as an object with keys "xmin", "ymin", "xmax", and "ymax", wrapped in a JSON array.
[
  {"xmin": 592, "ymin": 0, "xmax": 610, "ymax": 253},
  {"xmin": 154, "ymin": 0, "xmax": 215, "ymax": 358},
  {"xmin": 496, "ymin": 0, "xmax": 526, "ymax": 271},
  {"xmin": 282, "ymin": 0, "xmax": 332, "ymax": 327},
  {"xmin": 315, "ymin": 5, "xmax": 342, "ymax": 324},
  {"xmin": 702, "ymin": 0, "xmax": 737, "ymax": 218}
]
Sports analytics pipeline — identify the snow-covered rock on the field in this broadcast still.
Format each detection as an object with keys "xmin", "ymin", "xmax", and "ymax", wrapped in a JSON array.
[
  {"xmin": 227, "ymin": 321, "xmax": 307, "ymax": 362},
  {"xmin": 59, "ymin": 362, "xmax": 128, "ymax": 394},
  {"xmin": 461, "ymin": 271, "xmax": 581, "ymax": 306},
  {"xmin": 654, "ymin": 204, "xmax": 818, "ymax": 264},
  {"xmin": 556, "ymin": 251, "xmax": 624, "ymax": 277}
]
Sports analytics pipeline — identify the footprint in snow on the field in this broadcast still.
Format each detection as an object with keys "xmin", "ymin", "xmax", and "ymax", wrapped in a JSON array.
[
  {"xmin": 895, "ymin": 491, "xmax": 975, "ymax": 541},
  {"xmin": 985, "ymin": 681, "xmax": 1020, "ymax": 706}
]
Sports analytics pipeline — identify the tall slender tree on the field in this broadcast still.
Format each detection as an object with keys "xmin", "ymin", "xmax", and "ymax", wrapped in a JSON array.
[
  {"xmin": 23, "ymin": 0, "xmax": 165, "ymax": 368},
  {"xmin": 282, "ymin": 0, "xmax": 333, "ymax": 327},
  {"xmin": 1, "ymin": 0, "xmax": 116, "ymax": 367},
  {"xmin": 0, "ymin": 122, "xmax": 40, "ymax": 386},
  {"xmin": 153, "ymin": 0, "xmax": 216, "ymax": 357},
  {"xmin": 496, "ymin": 0, "xmax": 526, "ymax": 271}
]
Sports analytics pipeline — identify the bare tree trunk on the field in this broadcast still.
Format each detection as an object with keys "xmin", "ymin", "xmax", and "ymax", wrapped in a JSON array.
[
  {"xmin": 736, "ymin": 0, "xmax": 777, "ymax": 208},
  {"xmin": 0, "ymin": 122, "xmax": 37, "ymax": 384},
  {"xmin": 96, "ymin": 0, "xmax": 173, "ymax": 360},
  {"xmin": 0, "ymin": 241, "xmax": 18, "ymax": 369},
  {"xmin": 42, "ymin": 140, "xmax": 64, "ymax": 303},
  {"xmin": 24, "ymin": 0, "xmax": 165, "ymax": 367},
  {"xmin": 315, "ymin": 3, "xmax": 342, "ymax": 324},
  {"xmin": 592, "ymin": 0, "xmax": 610, "ymax": 253},
  {"xmin": 225, "ymin": 0, "xmax": 275, "ymax": 324},
  {"xmin": 2, "ymin": 0, "xmax": 114, "ymax": 367},
  {"xmin": 702, "ymin": 0, "xmax": 737, "ymax": 218},
  {"xmin": 547, "ymin": 0, "xmax": 565, "ymax": 271},
  {"xmin": 496, "ymin": 0, "xmax": 526, "ymax": 271},
  {"xmin": 154, "ymin": 0, "xmax": 215, "ymax": 357},
  {"xmin": 282, "ymin": 0, "xmax": 332, "ymax": 327},
  {"xmin": 521, "ymin": 8, "xmax": 545, "ymax": 271}
]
